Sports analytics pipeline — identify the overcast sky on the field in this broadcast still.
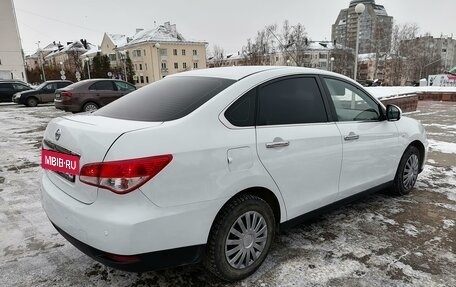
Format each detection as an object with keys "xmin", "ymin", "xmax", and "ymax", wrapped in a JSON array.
[{"xmin": 13, "ymin": 0, "xmax": 455, "ymax": 56}]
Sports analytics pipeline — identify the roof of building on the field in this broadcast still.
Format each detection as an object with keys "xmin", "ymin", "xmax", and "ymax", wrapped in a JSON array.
[
  {"xmin": 117, "ymin": 22, "xmax": 206, "ymax": 48},
  {"xmin": 349, "ymin": 0, "xmax": 375, "ymax": 7},
  {"xmin": 107, "ymin": 33, "xmax": 128, "ymax": 47},
  {"xmin": 80, "ymin": 43, "xmax": 100, "ymax": 58},
  {"xmin": 44, "ymin": 40, "xmax": 91, "ymax": 59}
]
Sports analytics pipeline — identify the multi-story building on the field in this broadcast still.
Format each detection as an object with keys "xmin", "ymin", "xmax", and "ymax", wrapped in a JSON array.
[
  {"xmin": 100, "ymin": 33, "xmax": 128, "ymax": 68},
  {"xmin": 401, "ymin": 35, "xmax": 456, "ymax": 73},
  {"xmin": 0, "ymin": 0, "xmax": 26, "ymax": 80},
  {"xmin": 114, "ymin": 22, "xmax": 207, "ymax": 87},
  {"xmin": 332, "ymin": 0, "xmax": 393, "ymax": 54},
  {"xmin": 209, "ymin": 42, "xmax": 354, "ymax": 78},
  {"xmin": 44, "ymin": 40, "xmax": 95, "ymax": 72}
]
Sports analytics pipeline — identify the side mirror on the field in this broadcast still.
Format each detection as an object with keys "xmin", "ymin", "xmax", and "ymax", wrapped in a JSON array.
[{"xmin": 386, "ymin": 104, "xmax": 401, "ymax": 121}]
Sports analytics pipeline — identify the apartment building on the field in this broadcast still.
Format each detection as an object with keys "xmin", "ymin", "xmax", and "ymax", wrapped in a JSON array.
[
  {"xmin": 114, "ymin": 22, "xmax": 207, "ymax": 87},
  {"xmin": 332, "ymin": 0, "xmax": 393, "ymax": 54},
  {"xmin": 100, "ymin": 33, "xmax": 128, "ymax": 68}
]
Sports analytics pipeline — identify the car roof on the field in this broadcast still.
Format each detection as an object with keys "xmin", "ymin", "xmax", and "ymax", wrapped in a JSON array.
[{"xmin": 169, "ymin": 66, "xmax": 348, "ymax": 81}]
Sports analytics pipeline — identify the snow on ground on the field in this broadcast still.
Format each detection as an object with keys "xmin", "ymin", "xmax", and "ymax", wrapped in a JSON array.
[
  {"xmin": 0, "ymin": 101, "xmax": 455, "ymax": 287},
  {"xmin": 366, "ymin": 86, "xmax": 456, "ymax": 99}
]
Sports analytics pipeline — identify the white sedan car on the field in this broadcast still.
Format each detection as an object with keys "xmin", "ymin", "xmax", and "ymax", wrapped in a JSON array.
[{"xmin": 41, "ymin": 66, "xmax": 427, "ymax": 281}]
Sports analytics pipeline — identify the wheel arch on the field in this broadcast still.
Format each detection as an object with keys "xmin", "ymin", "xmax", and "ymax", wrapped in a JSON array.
[
  {"xmin": 407, "ymin": 140, "xmax": 425, "ymax": 171},
  {"xmin": 25, "ymin": 95, "xmax": 39, "ymax": 106},
  {"xmin": 208, "ymin": 186, "xmax": 282, "ymax": 241}
]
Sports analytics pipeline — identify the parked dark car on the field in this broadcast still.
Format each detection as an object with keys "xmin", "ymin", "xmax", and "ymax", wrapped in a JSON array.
[
  {"xmin": 54, "ymin": 79, "xmax": 136, "ymax": 112},
  {"xmin": 0, "ymin": 80, "xmax": 32, "ymax": 102},
  {"xmin": 13, "ymin": 80, "xmax": 73, "ymax": 107}
]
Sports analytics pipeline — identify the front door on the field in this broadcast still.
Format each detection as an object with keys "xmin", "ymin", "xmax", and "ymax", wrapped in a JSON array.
[
  {"xmin": 255, "ymin": 76, "xmax": 342, "ymax": 220},
  {"xmin": 40, "ymin": 82, "xmax": 58, "ymax": 103},
  {"xmin": 322, "ymin": 77, "xmax": 401, "ymax": 197}
]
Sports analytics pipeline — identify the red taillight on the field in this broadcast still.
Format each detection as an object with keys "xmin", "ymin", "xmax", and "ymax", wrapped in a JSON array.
[
  {"xmin": 61, "ymin": 91, "xmax": 72, "ymax": 97},
  {"xmin": 79, "ymin": 155, "xmax": 172, "ymax": 194}
]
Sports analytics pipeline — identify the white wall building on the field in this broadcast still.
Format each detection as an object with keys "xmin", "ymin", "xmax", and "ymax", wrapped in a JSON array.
[{"xmin": 0, "ymin": 0, "xmax": 26, "ymax": 80}]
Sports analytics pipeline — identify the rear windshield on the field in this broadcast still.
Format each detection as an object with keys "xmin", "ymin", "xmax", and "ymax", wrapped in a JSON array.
[{"xmin": 94, "ymin": 76, "xmax": 235, "ymax": 121}]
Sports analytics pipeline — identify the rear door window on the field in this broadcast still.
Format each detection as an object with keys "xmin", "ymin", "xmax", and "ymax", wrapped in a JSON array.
[
  {"xmin": 95, "ymin": 76, "xmax": 235, "ymax": 121},
  {"xmin": 12, "ymin": 83, "xmax": 30, "ymax": 91},
  {"xmin": 257, "ymin": 77, "xmax": 328, "ymax": 126},
  {"xmin": 89, "ymin": 81, "xmax": 115, "ymax": 91},
  {"xmin": 224, "ymin": 89, "xmax": 256, "ymax": 127}
]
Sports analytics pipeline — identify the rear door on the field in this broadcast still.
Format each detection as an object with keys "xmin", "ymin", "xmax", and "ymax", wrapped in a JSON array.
[
  {"xmin": 40, "ymin": 82, "xmax": 58, "ymax": 103},
  {"xmin": 89, "ymin": 80, "xmax": 117, "ymax": 106},
  {"xmin": 0, "ymin": 83, "xmax": 14, "ymax": 102},
  {"xmin": 321, "ymin": 77, "xmax": 401, "ymax": 198},
  {"xmin": 255, "ymin": 76, "xmax": 342, "ymax": 220}
]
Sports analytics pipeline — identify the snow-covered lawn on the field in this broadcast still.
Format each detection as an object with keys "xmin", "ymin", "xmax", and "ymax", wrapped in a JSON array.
[
  {"xmin": 366, "ymin": 86, "xmax": 456, "ymax": 99},
  {"xmin": 0, "ymin": 102, "xmax": 455, "ymax": 287}
]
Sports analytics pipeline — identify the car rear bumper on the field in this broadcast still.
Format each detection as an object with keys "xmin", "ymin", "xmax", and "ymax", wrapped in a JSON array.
[
  {"xmin": 52, "ymin": 222, "xmax": 205, "ymax": 272},
  {"xmin": 40, "ymin": 171, "xmax": 223, "ymax": 261},
  {"xmin": 54, "ymin": 100, "xmax": 80, "ymax": 112}
]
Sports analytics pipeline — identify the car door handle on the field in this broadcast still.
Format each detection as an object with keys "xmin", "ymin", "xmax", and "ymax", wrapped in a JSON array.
[
  {"xmin": 266, "ymin": 141, "xmax": 290, "ymax": 148},
  {"xmin": 344, "ymin": 133, "xmax": 360, "ymax": 141}
]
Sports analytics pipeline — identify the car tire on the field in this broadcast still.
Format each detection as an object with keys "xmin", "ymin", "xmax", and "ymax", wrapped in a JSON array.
[
  {"xmin": 26, "ymin": 97, "xmax": 38, "ymax": 107},
  {"xmin": 82, "ymin": 102, "xmax": 99, "ymax": 112},
  {"xmin": 204, "ymin": 194, "xmax": 276, "ymax": 281},
  {"xmin": 391, "ymin": 146, "xmax": 420, "ymax": 196}
]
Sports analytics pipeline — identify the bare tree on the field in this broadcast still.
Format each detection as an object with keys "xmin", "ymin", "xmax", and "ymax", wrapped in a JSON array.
[
  {"xmin": 386, "ymin": 23, "xmax": 419, "ymax": 85},
  {"xmin": 280, "ymin": 21, "xmax": 308, "ymax": 66},
  {"xmin": 242, "ymin": 24, "xmax": 277, "ymax": 65},
  {"xmin": 211, "ymin": 45, "xmax": 225, "ymax": 67}
]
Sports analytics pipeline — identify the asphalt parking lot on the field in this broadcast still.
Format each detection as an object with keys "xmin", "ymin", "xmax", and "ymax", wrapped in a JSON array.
[{"xmin": 0, "ymin": 101, "xmax": 455, "ymax": 287}]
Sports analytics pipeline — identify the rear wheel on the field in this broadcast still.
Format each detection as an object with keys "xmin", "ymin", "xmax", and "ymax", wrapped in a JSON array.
[
  {"xmin": 392, "ymin": 146, "xmax": 420, "ymax": 195},
  {"xmin": 204, "ymin": 194, "xmax": 275, "ymax": 281},
  {"xmin": 82, "ymin": 102, "xmax": 98, "ymax": 112},
  {"xmin": 26, "ymin": 97, "xmax": 38, "ymax": 107}
]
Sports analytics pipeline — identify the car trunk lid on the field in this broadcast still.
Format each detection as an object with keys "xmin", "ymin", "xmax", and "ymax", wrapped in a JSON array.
[{"xmin": 42, "ymin": 114, "xmax": 162, "ymax": 204}]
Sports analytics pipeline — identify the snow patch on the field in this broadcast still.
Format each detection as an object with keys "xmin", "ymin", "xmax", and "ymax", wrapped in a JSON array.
[
  {"xmin": 443, "ymin": 219, "xmax": 455, "ymax": 230},
  {"xmin": 403, "ymin": 224, "xmax": 419, "ymax": 237},
  {"xmin": 428, "ymin": 139, "xmax": 456, "ymax": 154}
]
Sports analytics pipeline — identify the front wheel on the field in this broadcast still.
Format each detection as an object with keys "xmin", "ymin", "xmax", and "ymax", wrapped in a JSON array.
[
  {"xmin": 392, "ymin": 146, "xmax": 420, "ymax": 195},
  {"xmin": 204, "ymin": 194, "xmax": 276, "ymax": 281}
]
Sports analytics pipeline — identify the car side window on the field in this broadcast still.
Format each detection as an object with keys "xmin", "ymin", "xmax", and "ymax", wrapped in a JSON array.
[
  {"xmin": 44, "ymin": 83, "xmax": 57, "ymax": 92},
  {"xmin": 90, "ymin": 81, "xmax": 115, "ymax": 91},
  {"xmin": 257, "ymin": 77, "xmax": 327, "ymax": 126},
  {"xmin": 225, "ymin": 89, "xmax": 256, "ymax": 127},
  {"xmin": 12, "ymin": 83, "xmax": 29, "ymax": 91},
  {"xmin": 0, "ymin": 83, "xmax": 13, "ymax": 91},
  {"xmin": 57, "ymin": 82, "xmax": 70, "ymax": 89},
  {"xmin": 114, "ymin": 81, "xmax": 135, "ymax": 92},
  {"xmin": 324, "ymin": 78, "xmax": 381, "ymax": 122}
]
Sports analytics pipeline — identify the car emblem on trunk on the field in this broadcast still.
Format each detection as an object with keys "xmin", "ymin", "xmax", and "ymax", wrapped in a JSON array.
[{"xmin": 55, "ymin": 129, "xmax": 61, "ymax": 141}]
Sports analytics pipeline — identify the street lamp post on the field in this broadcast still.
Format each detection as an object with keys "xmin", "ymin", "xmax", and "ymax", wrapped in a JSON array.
[
  {"xmin": 36, "ymin": 41, "xmax": 46, "ymax": 82},
  {"xmin": 353, "ymin": 3, "xmax": 365, "ymax": 81},
  {"xmin": 154, "ymin": 43, "xmax": 161, "ymax": 81},
  {"xmin": 85, "ymin": 57, "xmax": 91, "ymax": 79},
  {"xmin": 59, "ymin": 62, "xmax": 65, "ymax": 80},
  {"xmin": 330, "ymin": 57, "xmax": 335, "ymax": 72},
  {"xmin": 419, "ymin": 58, "xmax": 442, "ymax": 80}
]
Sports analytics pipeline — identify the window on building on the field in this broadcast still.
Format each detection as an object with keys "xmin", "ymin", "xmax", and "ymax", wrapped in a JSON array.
[
  {"xmin": 161, "ymin": 62, "xmax": 167, "ymax": 69},
  {"xmin": 193, "ymin": 63, "xmax": 198, "ymax": 69},
  {"xmin": 146, "ymin": 76, "xmax": 149, "ymax": 83},
  {"xmin": 173, "ymin": 49, "xmax": 177, "ymax": 56},
  {"xmin": 160, "ymin": 49, "xmax": 167, "ymax": 56},
  {"xmin": 140, "ymin": 76, "xmax": 144, "ymax": 84},
  {"xmin": 144, "ymin": 50, "xmax": 146, "ymax": 56},
  {"xmin": 182, "ymin": 49, "xmax": 186, "ymax": 56},
  {"xmin": 135, "ymin": 64, "xmax": 138, "ymax": 70},
  {"xmin": 193, "ymin": 50, "xmax": 197, "ymax": 56},
  {"xmin": 319, "ymin": 53, "xmax": 327, "ymax": 59},
  {"xmin": 183, "ymin": 62, "xmax": 187, "ymax": 69},
  {"xmin": 174, "ymin": 62, "xmax": 178, "ymax": 69},
  {"xmin": 139, "ymin": 64, "xmax": 143, "ymax": 70},
  {"xmin": 145, "ymin": 63, "xmax": 147, "ymax": 70},
  {"xmin": 109, "ymin": 54, "xmax": 117, "ymax": 61}
]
